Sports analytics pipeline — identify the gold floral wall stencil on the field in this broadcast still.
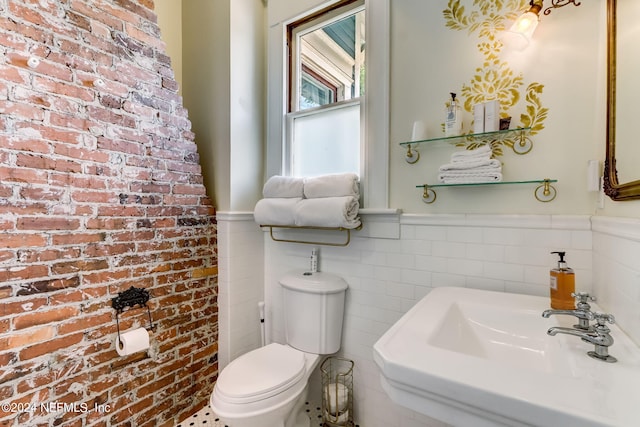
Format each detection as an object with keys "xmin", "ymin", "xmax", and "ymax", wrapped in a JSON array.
[{"xmin": 443, "ymin": 0, "xmax": 549, "ymax": 156}]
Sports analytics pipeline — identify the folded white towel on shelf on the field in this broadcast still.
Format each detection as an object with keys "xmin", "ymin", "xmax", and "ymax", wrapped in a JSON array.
[
  {"xmin": 262, "ymin": 176, "xmax": 304, "ymax": 198},
  {"xmin": 438, "ymin": 158, "xmax": 501, "ymax": 171},
  {"xmin": 437, "ymin": 172, "xmax": 503, "ymax": 184},
  {"xmin": 450, "ymin": 145, "xmax": 492, "ymax": 163},
  {"xmin": 303, "ymin": 173, "xmax": 359, "ymax": 198},
  {"xmin": 253, "ymin": 197, "xmax": 302, "ymax": 226},
  {"xmin": 294, "ymin": 196, "xmax": 360, "ymax": 229}
]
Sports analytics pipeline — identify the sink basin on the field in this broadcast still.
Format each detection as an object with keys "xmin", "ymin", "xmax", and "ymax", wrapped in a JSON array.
[{"xmin": 373, "ymin": 287, "xmax": 640, "ymax": 427}]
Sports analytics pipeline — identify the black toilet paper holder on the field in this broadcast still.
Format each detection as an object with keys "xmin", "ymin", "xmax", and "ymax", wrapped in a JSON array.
[{"xmin": 111, "ymin": 287, "xmax": 155, "ymax": 345}]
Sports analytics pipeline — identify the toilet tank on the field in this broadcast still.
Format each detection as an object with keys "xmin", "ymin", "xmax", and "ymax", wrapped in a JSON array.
[{"xmin": 280, "ymin": 270, "xmax": 348, "ymax": 354}]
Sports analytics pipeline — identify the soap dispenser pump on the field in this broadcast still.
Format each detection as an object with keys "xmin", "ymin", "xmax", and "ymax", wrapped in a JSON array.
[{"xmin": 550, "ymin": 251, "xmax": 575, "ymax": 310}]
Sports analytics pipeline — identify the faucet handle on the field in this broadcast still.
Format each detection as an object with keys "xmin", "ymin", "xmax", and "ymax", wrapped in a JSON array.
[
  {"xmin": 572, "ymin": 292, "xmax": 596, "ymax": 303},
  {"xmin": 593, "ymin": 312, "xmax": 615, "ymax": 326}
]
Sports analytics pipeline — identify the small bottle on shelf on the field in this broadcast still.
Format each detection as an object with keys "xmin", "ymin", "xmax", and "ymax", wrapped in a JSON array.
[{"xmin": 445, "ymin": 93, "xmax": 462, "ymax": 137}]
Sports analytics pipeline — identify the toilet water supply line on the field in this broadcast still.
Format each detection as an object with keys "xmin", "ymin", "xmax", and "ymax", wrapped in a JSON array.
[{"xmin": 258, "ymin": 301, "xmax": 265, "ymax": 347}]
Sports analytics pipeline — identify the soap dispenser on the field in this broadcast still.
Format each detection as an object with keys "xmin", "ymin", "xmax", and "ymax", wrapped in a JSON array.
[{"xmin": 550, "ymin": 251, "xmax": 575, "ymax": 310}]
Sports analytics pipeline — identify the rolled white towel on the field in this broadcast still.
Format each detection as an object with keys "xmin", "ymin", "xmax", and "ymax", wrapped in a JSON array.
[
  {"xmin": 303, "ymin": 173, "xmax": 359, "ymax": 198},
  {"xmin": 439, "ymin": 158, "xmax": 501, "ymax": 171},
  {"xmin": 294, "ymin": 196, "xmax": 360, "ymax": 229},
  {"xmin": 253, "ymin": 198, "xmax": 301, "ymax": 226},
  {"xmin": 450, "ymin": 145, "xmax": 492, "ymax": 162},
  {"xmin": 262, "ymin": 176, "xmax": 304, "ymax": 198}
]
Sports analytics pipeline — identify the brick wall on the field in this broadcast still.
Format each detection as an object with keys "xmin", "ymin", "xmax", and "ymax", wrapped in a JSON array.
[{"xmin": 0, "ymin": 1, "xmax": 218, "ymax": 426}]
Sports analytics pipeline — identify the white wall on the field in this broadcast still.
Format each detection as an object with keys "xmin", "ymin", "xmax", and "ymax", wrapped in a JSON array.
[
  {"xmin": 389, "ymin": 1, "xmax": 605, "ymax": 215},
  {"xmin": 217, "ymin": 213, "xmax": 265, "ymax": 368},
  {"xmin": 180, "ymin": 0, "xmax": 265, "ymax": 211},
  {"xmin": 155, "ymin": 0, "xmax": 182, "ymax": 93},
  {"xmin": 592, "ymin": 217, "xmax": 640, "ymax": 345}
]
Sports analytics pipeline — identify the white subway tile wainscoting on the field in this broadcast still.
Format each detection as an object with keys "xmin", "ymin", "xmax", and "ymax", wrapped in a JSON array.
[{"xmin": 218, "ymin": 212, "xmax": 640, "ymax": 427}]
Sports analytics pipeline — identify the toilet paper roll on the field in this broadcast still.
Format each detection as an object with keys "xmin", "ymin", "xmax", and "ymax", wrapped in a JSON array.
[
  {"xmin": 324, "ymin": 382, "xmax": 348, "ymax": 414},
  {"xmin": 116, "ymin": 327, "xmax": 150, "ymax": 356}
]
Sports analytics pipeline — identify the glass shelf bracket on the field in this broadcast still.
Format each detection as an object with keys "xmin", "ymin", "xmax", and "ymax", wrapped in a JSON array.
[{"xmin": 417, "ymin": 179, "xmax": 558, "ymax": 204}]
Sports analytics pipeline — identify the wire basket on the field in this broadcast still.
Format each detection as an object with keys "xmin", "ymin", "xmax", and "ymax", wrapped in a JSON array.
[{"xmin": 320, "ymin": 357, "xmax": 354, "ymax": 427}]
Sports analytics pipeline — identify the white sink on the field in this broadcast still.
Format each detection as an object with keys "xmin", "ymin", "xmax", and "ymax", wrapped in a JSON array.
[{"xmin": 373, "ymin": 287, "xmax": 640, "ymax": 427}]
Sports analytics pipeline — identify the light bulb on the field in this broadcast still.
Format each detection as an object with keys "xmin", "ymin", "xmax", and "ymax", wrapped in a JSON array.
[{"xmin": 505, "ymin": 11, "xmax": 540, "ymax": 50}]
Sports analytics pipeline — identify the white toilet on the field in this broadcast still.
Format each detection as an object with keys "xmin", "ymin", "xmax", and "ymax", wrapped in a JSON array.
[{"xmin": 211, "ymin": 270, "xmax": 349, "ymax": 427}]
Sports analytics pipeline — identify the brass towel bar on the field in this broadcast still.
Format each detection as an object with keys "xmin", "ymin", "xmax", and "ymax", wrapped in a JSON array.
[{"xmin": 260, "ymin": 224, "xmax": 362, "ymax": 247}]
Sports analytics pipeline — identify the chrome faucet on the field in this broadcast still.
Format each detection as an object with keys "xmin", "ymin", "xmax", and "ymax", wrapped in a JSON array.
[
  {"xmin": 542, "ymin": 292, "xmax": 595, "ymax": 330},
  {"xmin": 547, "ymin": 313, "xmax": 617, "ymax": 363}
]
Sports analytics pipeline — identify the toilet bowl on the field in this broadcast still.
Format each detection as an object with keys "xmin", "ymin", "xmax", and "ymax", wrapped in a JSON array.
[
  {"xmin": 211, "ymin": 343, "xmax": 320, "ymax": 427},
  {"xmin": 210, "ymin": 270, "xmax": 348, "ymax": 427}
]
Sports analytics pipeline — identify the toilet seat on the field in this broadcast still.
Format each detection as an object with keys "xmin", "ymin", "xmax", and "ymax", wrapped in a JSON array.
[{"xmin": 215, "ymin": 343, "xmax": 306, "ymax": 404}]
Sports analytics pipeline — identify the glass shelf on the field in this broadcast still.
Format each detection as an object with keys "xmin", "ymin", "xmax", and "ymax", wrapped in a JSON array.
[
  {"xmin": 416, "ymin": 179, "xmax": 558, "ymax": 204},
  {"xmin": 400, "ymin": 127, "xmax": 531, "ymax": 147},
  {"xmin": 416, "ymin": 179, "xmax": 556, "ymax": 189}
]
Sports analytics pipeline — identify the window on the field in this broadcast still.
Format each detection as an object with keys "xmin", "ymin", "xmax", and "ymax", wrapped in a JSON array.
[
  {"xmin": 285, "ymin": 0, "xmax": 365, "ymax": 178},
  {"xmin": 267, "ymin": 0, "xmax": 389, "ymax": 208}
]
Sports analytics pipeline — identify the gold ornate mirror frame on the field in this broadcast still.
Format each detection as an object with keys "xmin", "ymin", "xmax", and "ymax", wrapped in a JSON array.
[{"xmin": 603, "ymin": 0, "xmax": 640, "ymax": 200}]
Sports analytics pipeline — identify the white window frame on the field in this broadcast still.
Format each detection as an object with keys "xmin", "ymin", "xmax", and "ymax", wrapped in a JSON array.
[{"xmin": 266, "ymin": 0, "xmax": 389, "ymax": 209}]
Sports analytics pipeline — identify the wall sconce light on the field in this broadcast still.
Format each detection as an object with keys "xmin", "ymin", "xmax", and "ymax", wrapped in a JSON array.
[{"xmin": 506, "ymin": 0, "xmax": 582, "ymax": 50}]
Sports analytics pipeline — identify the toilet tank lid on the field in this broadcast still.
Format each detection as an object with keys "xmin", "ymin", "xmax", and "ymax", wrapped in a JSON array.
[{"xmin": 280, "ymin": 270, "xmax": 348, "ymax": 294}]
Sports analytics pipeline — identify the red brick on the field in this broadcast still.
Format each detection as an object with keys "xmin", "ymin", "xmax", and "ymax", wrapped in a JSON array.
[
  {"xmin": 16, "ymin": 153, "xmax": 82, "ymax": 173},
  {"xmin": 0, "ymin": 234, "xmax": 47, "ymax": 249},
  {"xmin": 0, "ymin": 296, "xmax": 48, "ymax": 317},
  {"xmin": 52, "ymin": 232, "xmax": 106, "ymax": 246},
  {"xmin": 7, "ymin": 53, "xmax": 73, "ymax": 82},
  {"xmin": 0, "ymin": 265, "xmax": 49, "ymax": 282},
  {"xmin": 0, "ymin": 136, "xmax": 50, "ymax": 153},
  {"xmin": 19, "ymin": 187, "xmax": 66, "ymax": 202},
  {"xmin": 0, "ymin": 0, "xmax": 217, "ymax": 424},
  {"xmin": 0, "ymin": 326, "xmax": 55, "ymax": 351},
  {"xmin": 16, "ymin": 277, "xmax": 81, "ymax": 296},
  {"xmin": 58, "ymin": 312, "xmax": 112, "ymax": 335},
  {"xmin": 53, "ymin": 144, "xmax": 110, "ymax": 163},
  {"xmin": 14, "ymin": 122, "xmax": 85, "ymax": 144},
  {"xmin": 70, "ymin": 190, "xmax": 115, "ymax": 204},
  {"xmin": 32, "ymin": 71, "xmax": 93, "ymax": 98},
  {"xmin": 51, "ymin": 259, "xmax": 109, "ymax": 275},
  {"xmin": 17, "ymin": 217, "xmax": 81, "ymax": 231},
  {"xmin": 0, "ymin": 100, "xmax": 45, "ymax": 121},
  {"xmin": 18, "ymin": 332, "xmax": 83, "ymax": 360},
  {"xmin": 0, "ymin": 65, "xmax": 29, "ymax": 85},
  {"xmin": 14, "ymin": 306, "xmax": 79, "ymax": 330}
]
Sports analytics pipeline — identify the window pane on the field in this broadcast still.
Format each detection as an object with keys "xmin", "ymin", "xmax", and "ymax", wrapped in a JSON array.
[
  {"xmin": 291, "ymin": 102, "xmax": 360, "ymax": 177},
  {"xmin": 296, "ymin": 8, "xmax": 365, "ymax": 111},
  {"xmin": 301, "ymin": 70, "xmax": 336, "ymax": 109}
]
